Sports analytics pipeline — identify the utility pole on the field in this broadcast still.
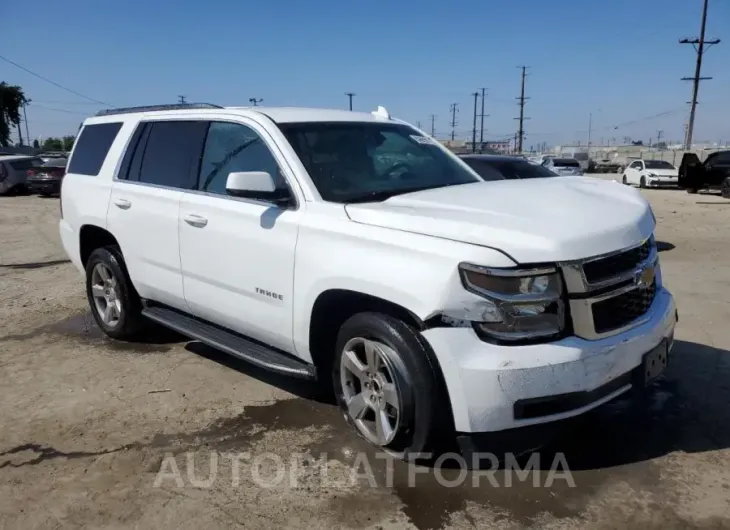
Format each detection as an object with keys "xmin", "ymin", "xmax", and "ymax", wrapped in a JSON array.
[
  {"xmin": 449, "ymin": 103, "xmax": 458, "ymax": 142},
  {"xmin": 416, "ymin": 120, "xmax": 422, "ymax": 129},
  {"xmin": 514, "ymin": 66, "xmax": 530, "ymax": 153},
  {"xmin": 249, "ymin": 98, "xmax": 263, "ymax": 106},
  {"xmin": 680, "ymin": 0, "xmax": 720, "ymax": 150},
  {"xmin": 656, "ymin": 130, "xmax": 664, "ymax": 147},
  {"xmin": 345, "ymin": 92, "xmax": 355, "ymax": 111},
  {"xmin": 177, "ymin": 95, "xmax": 186, "ymax": 104},
  {"xmin": 471, "ymin": 92, "xmax": 479, "ymax": 152},
  {"xmin": 479, "ymin": 88, "xmax": 488, "ymax": 148},
  {"xmin": 429, "ymin": 114, "xmax": 436, "ymax": 137},
  {"xmin": 588, "ymin": 113, "xmax": 592, "ymax": 147},
  {"xmin": 23, "ymin": 103, "xmax": 30, "ymax": 151}
]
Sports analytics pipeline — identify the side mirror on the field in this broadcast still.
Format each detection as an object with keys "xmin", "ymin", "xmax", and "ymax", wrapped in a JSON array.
[{"xmin": 225, "ymin": 171, "xmax": 292, "ymax": 206}]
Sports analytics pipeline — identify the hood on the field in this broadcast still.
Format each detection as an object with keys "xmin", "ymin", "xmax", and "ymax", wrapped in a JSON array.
[
  {"xmin": 645, "ymin": 169, "xmax": 678, "ymax": 177},
  {"xmin": 344, "ymin": 178, "xmax": 655, "ymax": 264}
]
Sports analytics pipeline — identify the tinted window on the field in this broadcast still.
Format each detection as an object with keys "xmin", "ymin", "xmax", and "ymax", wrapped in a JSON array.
[
  {"xmin": 135, "ymin": 121, "xmax": 208, "ymax": 188},
  {"xmin": 68, "ymin": 122, "xmax": 122, "ymax": 176},
  {"xmin": 552, "ymin": 158, "xmax": 580, "ymax": 168},
  {"xmin": 280, "ymin": 122, "xmax": 478, "ymax": 203},
  {"xmin": 491, "ymin": 160, "xmax": 558, "ymax": 179},
  {"xmin": 644, "ymin": 160, "xmax": 675, "ymax": 169},
  {"xmin": 198, "ymin": 122, "xmax": 284, "ymax": 194},
  {"xmin": 9, "ymin": 158, "xmax": 43, "ymax": 171},
  {"xmin": 710, "ymin": 152, "xmax": 730, "ymax": 165},
  {"xmin": 461, "ymin": 159, "xmax": 505, "ymax": 181}
]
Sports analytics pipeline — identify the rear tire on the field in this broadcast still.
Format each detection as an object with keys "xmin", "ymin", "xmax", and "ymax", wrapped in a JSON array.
[
  {"xmin": 85, "ymin": 246, "xmax": 146, "ymax": 340},
  {"xmin": 333, "ymin": 312, "xmax": 449, "ymax": 458},
  {"xmin": 722, "ymin": 178, "xmax": 730, "ymax": 199}
]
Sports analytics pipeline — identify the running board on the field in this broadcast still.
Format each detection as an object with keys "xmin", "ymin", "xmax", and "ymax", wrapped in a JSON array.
[{"xmin": 141, "ymin": 306, "xmax": 316, "ymax": 380}]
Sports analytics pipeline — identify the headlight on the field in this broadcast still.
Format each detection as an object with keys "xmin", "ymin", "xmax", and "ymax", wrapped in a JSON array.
[
  {"xmin": 646, "ymin": 172, "xmax": 656, "ymax": 178},
  {"xmin": 458, "ymin": 263, "xmax": 565, "ymax": 341}
]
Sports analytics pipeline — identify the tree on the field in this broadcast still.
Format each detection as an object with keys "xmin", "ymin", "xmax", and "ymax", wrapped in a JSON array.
[
  {"xmin": 33, "ymin": 139, "xmax": 39, "ymax": 148},
  {"xmin": 0, "ymin": 82, "xmax": 28, "ymax": 147},
  {"xmin": 42, "ymin": 137, "xmax": 64, "ymax": 151},
  {"xmin": 62, "ymin": 135, "xmax": 75, "ymax": 152}
]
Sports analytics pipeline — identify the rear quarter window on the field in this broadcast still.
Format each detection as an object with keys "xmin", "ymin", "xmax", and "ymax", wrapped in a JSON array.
[{"xmin": 67, "ymin": 122, "xmax": 123, "ymax": 176}]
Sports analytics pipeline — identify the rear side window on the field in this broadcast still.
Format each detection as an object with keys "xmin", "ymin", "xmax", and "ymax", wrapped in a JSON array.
[
  {"xmin": 128, "ymin": 121, "xmax": 208, "ymax": 189},
  {"xmin": 68, "ymin": 122, "xmax": 123, "ymax": 176}
]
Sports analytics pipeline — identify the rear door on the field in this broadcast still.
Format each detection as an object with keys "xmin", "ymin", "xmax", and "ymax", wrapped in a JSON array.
[
  {"xmin": 678, "ymin": 153, "xmax": 702, "ymax": 189},
  {"xmin": 106, "ymin": 119, "xmax": 208, "ymax": 310}
]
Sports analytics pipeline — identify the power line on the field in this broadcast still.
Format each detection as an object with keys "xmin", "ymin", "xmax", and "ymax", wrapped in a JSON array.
[
  {"xmin": 29, "ymin": 104, "xmax": 91, "ymax": 116},
  {"xmin": 679, "ymin": 0, "xmax": 721, "ymax": 149},
  {"xmin": 0, "ymin": 53, "xmax": 115, "ymax": 108},
  {"xmin": 345, "ymin": 92, "xmax": 355, "ymax": 111},
  {"xmin": 449, "ymin": 103, "xmax": 458, "ymax": 141},
  {"xmin": 514, "ymin": 66, "xmax": 530, "ymax": 153}
]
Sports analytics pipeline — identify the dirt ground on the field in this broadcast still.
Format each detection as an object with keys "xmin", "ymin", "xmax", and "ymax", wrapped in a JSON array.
[{"xmin": 1, "ymin": 179, "xmax": 729, "ymax": 530}]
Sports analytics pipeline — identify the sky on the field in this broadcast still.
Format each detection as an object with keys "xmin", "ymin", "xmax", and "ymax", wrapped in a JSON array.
[{"xmin": 2, "ymin": 0, "xmax": 729, "ymax": 149}]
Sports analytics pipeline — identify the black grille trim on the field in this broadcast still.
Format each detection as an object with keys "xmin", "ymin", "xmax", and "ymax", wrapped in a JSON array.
[
  {"xmin": 592, "ymin": 279, "xmax": 657, "ymax": 334},
  {"xmin": 583, "ymin": 239, "xmax": 652, "ymax": 284}
]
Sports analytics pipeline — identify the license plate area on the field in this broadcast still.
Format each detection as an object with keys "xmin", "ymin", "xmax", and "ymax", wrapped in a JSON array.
[{"xmin": 642, "ymin": 340, "xmax": 668, "ymax": 385}]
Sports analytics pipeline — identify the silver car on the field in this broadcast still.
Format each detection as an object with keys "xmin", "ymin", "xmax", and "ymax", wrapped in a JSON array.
[
  {"xmin": 0, "ymin": 155, "xmax": 44, "ymax": 195},
  {"xmin": 542, "ymin": 157, "xmax": 583, "ymax": 176}
]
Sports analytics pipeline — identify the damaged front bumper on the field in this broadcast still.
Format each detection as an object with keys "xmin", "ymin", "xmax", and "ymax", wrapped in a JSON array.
[{"xmin": 421, "ymin": 287, "xmax": 677, "ymax": 434}]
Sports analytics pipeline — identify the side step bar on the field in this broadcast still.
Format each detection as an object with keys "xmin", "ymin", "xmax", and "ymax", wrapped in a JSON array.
[{"xmin": 141, "ymin": 306, "xmax": 316, "ymax": 380}]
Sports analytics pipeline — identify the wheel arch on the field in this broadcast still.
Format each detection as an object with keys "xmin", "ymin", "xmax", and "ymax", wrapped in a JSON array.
[{"xmin": 79, "ymin": 224, "xmax": 120, "ymax": 267}]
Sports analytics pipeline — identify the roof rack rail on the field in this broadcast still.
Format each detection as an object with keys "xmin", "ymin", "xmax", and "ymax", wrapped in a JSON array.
[{"xmin": 95, "ymin": 103, "xmax": 223, "ymax": 117}]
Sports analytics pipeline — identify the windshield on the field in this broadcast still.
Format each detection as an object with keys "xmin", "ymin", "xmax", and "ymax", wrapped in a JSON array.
[
  {"xmin": 644, "ymin": 160, "xmax": 675, "ymax": 170},
  {"xmin": 463, "ymin": 158, "xmax": 558, "ymax": 180},
  {"xmin": 553, "ymin": 158, "xmax": 580, "ymax": 168},
  {"xmin": 278, "ymin": 122, "xmax": 479, "ymax": 202}
]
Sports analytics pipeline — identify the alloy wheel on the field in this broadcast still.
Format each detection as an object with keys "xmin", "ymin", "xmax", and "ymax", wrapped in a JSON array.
[
  {"xmin": 91, "ymin": 263, "xmax": 122, "ymax": 328},
  {"xmin": 340, "ymin": 337, "xmax": 401, "ymax": 446}
]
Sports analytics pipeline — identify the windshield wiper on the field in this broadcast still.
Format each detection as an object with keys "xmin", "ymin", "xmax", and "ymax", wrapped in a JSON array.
[{"xmin": 342, "ymin": 185, "xmax": 443, "ymax": 204}]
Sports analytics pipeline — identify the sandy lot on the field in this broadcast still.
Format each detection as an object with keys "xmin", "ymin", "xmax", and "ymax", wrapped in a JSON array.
[{"xmin": 1, "ymin": 180, "xmax": 729, "ymax": 529}]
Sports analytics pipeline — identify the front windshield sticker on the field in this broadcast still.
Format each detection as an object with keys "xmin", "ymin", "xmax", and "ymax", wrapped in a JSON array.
[{"xmin": 410, "ymin": 135, "xmax": 434, "ymax": 145}]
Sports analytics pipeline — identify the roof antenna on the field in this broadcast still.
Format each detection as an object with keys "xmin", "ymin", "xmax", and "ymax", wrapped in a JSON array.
[{"xmin": 372, "ymin": 106, "xmax": 391, "ymax": 120}]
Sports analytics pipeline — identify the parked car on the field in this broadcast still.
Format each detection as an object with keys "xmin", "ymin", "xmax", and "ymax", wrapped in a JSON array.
[
  {"xmin": 459, "ymin": 154, "xmax": 558, "ymax": 180},
  {"xmin": 678, "ymin": 150, "xmax": 730, "ymax": 198},
  {"xmin": 38, "ymin": 151, "xmax": 68, "ymax": 163},
  {"xmin": 27, "ymin": 157, "xmax": 67, "ymax": 196},
  {"xmin": 0, "ymin": 155, "xmax": 43, "ymax": 195},
  {"xmin": 541, "ymin": 157, "xmax": 584, "ymax": 176},
  {"xmin": 622, "ymin": 159, "xmax": 678, "ymax": 188},
  {"xmin": 59, "ymin": 103, "xmax": 676, "ymax": 459}
]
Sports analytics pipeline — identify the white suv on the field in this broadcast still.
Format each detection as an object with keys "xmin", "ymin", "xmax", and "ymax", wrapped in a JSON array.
[{"xmin": 60, "ymin": 103, "xmax": 677, "ymax": 459}]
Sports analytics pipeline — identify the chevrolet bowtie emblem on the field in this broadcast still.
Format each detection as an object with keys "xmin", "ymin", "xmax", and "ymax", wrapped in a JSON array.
[{"xmin": 635, "ymin": 264, "xmax": 655, "ymax": 289}]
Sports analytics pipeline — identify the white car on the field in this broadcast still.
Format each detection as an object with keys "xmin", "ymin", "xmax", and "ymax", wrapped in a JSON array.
[
  {"xmin": 622, "ymin": 159, "xmax": 679, "ymax": 188},
  {"xmin": 59, "ymin": 103, "xmax": 677, "ymax": 459}
]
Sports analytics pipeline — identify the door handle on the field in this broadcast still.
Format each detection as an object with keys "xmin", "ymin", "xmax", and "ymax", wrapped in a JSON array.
[
  {"xmin": 113, "ymin": 198, "xmax": 131, "ymax": 210},
  {"xmin": 183, "ymin": 214, "xmax": 208, "ymax": 228}
]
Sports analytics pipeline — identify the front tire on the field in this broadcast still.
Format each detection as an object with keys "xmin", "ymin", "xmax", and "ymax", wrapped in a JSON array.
[
  {"xmin": 333, "ymin": 312, "xmax": 448, "ymax": 457},
  {"xmin": 85, "ymin": 246, "xmax": 145, "ymax": 340},
  {"xmin": 622, "ymin": 175, "xmax": 628, "ymax": 185},
  {"xmin": 640, "ymin": 176, "xmax": 647, "ymax": 189}
]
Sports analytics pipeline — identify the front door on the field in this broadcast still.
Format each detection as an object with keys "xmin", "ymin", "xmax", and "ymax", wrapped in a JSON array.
[{"xmin": 179, "ymin": 120, "xmax": 302, "ymax": 354}]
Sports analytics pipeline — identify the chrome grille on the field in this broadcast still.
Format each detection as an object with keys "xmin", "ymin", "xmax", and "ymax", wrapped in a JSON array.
[{"xmin": 560, "ymin": 237, "xmax": 659, "ymax": 339}]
